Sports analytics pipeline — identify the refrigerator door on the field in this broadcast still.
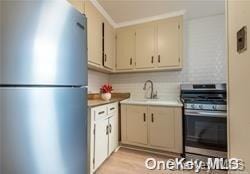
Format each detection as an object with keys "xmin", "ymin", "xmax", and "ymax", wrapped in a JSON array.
[
  {"xmin": 0, "ymin": 87, "xmax": 87, "ymax": 174},
  {"xmin": 0, "ymin": 1, "xmax": 87, "ymax": 86}
]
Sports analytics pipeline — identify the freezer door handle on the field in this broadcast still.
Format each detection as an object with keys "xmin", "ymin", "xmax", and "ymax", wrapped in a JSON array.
[{"xmin": 76, "ymin": 22, "xmax": 85, "ymax": 30}]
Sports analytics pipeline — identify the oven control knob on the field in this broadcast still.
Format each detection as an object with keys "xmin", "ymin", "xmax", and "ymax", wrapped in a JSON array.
[
  {"xmin": 212, "ymin": 105, "xmax": 217, "ymax": 110},
  {"xmin": 191, "ymin": 104, "xmax": 195, "ymax": 109},
  {"xmin": 199, "ymin": 105, "xmax": 203, "ymax": 109}
]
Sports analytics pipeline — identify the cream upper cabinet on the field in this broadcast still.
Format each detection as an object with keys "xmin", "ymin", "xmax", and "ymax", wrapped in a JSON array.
[
  {"xmin": 103, "ymin": 21, "xmax": 115, "ymax": 70},
  {"xmin": 135, "ymin": 23, "xmax": 155, "ymax": 69},
  {"xmin": 85, "ymin": 1, "xmax": 103, "ymax": 66},
  {"xmin": 157, "ymin": 16, "xmax": 182, "ymax": 68},
  {"xmin": 148, "ymin": 106, "xmax": 175, "ymax": 149},
  {"xmin": 115, "ymin": 16, "xmax": 183, "ymax": 72},
  {"xmin": 116, "ymin": 27, "xmax": 135, "ymax": 70},
  {"xmin": 126, "ymin": 105, "xmax": 148, "ymax": 145},
  {"xmin": 68, "ymin": 0, "xmax": 85, "ymax": 13}
]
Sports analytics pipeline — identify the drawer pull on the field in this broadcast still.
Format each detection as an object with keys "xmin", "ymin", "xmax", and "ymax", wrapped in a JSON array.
[
  {"xmin": 98, "ymin": 111, "xmax": 105, "ymax": 115},
  {"xmin": 110, "ymin": 107, "xmax": 115, "ymax": 111}
]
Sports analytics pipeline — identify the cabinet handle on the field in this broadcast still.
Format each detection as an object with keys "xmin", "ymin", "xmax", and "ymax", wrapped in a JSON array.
[
  {"xmin": 98, "ymin": 111, "xmax": 105, "ymax": 115},
  {"xmin": 106, "ymin": 125, "xmax": 109, "ymax": 135},
  {"xmin": 110, "ymin": 107, "xmax": 115, "ymax": 111},
  {"xmin": 130, "ymin": 58, "xmax": 132, "ymax": 65},
  {"xmin": 151, "ymin": 113, "xmax": 154, "ymax": 123},
  {"xmin": 158, "ymin": 55, "xmax": 161, "ymax": 63},
  {"xmin": 151, "ymin": 56, "xmax": 154, "ymax": 63},
  {"xmin": 109, "ymin": 124, "xmax": 112, "ymax": 133},
  {"xmin": 143, "ymin": 113, "xmax": 146, "ymax": 122},
  {"xmin": 104, "ymin": 54, "xmax": 107, "ymax": 62}
]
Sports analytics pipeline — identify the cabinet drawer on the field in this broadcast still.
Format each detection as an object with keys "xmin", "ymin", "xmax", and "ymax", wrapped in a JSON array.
[
  {"xmin": 107, "ymin": 103, "xmax": 118, "ymax": 115},
  {"xmin": 94, "ymin": 106, "xmax": 107, "ymax": 121}
]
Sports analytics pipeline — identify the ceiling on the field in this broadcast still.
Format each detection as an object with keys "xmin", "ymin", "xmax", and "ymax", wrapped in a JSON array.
[{"xmin": 97, "ymin": 0, "xmax": 225, "ymax": 25}]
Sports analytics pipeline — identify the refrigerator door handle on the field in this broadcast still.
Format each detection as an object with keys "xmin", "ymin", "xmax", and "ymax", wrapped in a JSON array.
[{"xmin": 76, "ymin": 22, "xmax": 85, "ymax": 30}]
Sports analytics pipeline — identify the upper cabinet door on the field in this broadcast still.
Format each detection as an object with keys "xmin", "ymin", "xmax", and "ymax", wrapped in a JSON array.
[
  {"xmin": 116, "ymin": 27, "xmax": 135, "ymax": 70},
  {"xmin": 135, "ymin": 23, "xmax": 155, "ymax": 69},
  {"xmin": 67, "ymin": 0, "xmax": 85, "ymax": 14},
  {"xmin": 85, "ymin": 1, "xmax": 103, "ymax": 66},
  {"xmin": 157, "ymin": 16, "xmax": 182, "ymax": 68},
  {"xmin": 103, "ymin": 21, "xmax": 115, "ymax": 70}
]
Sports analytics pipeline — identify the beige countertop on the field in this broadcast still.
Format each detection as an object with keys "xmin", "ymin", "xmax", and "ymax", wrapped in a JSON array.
[
  {"xmin": 120, "ymin": 98, "xmax": 183, "ymax": 107},
  {"xmin": 88, "ymin": 93, "xmax": 130, "ymax": 108}
]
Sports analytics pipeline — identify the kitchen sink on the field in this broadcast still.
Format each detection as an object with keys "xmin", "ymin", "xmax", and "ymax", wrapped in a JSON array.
[{"xmin": 121, "ymin": 98, "xmax": 183, "ymax": 107}]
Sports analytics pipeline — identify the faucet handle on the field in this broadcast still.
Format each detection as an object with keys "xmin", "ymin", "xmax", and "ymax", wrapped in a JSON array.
[{"xmin": 152, "ymin": 90, "xmax": 158, "ymax": 99}]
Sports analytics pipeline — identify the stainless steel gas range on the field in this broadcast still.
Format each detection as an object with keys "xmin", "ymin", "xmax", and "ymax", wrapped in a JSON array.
[{"xmin": 181, "ymin": 84, "xmax": 227, "ymax": 160}]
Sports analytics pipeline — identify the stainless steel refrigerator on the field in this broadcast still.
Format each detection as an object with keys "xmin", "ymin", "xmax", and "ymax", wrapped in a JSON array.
[{"xmin": 0, "ymin": 1, "xmax": 88, "ymax": 174}]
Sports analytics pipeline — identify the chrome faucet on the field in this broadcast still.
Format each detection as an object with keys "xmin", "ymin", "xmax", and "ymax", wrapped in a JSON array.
[{"xmin": 143, "ymin": 80, "xmax": 157, "ymax": 99}]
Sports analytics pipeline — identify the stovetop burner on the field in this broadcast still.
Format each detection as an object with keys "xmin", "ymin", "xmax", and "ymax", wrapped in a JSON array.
[{"xmin": 181, "ymin": 83, "xmax": 227, "ymax": 105}]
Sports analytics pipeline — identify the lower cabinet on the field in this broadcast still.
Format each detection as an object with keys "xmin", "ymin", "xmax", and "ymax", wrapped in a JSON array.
[
  {"xmin": 94, "ymin": 118, "xmax": 109, "ymax": 169},
  {"xmin": 126, "ymin": 105, "xmax": 148, "ymax": 145},
  {"xmin": 121, "ymin": 104, "xmax": 183, "ymax": 154},
  {"xmin": 89, "ymin": 102, "xmax": 118, "ymax": 173},
  {"xmin": 148, "ymin": 107, "xmax": 175, "ymax": 150}
]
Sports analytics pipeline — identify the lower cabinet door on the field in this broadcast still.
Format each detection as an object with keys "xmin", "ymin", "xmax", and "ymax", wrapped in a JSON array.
[
  {"xmin": 108, "ymin": 115, "xmax": 119, "ymax": 155},
  {"xmin": 148, "ymin": 106, "xmax": 175, "ymax": 150},
  {"xmin": 94, "ymin": 118, "xmax": 109, "ymax": 170},
  {"xmin": 126, "ymin": 105, "xmax": 148, "ymax": 145}
]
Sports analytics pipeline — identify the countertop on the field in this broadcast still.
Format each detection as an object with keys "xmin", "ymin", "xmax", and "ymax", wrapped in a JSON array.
[
  {"xmin": 120, "ymin": 98, "xmax": 183, "ymax": 107},
  {"xmin": 88, "ymin": 93, "xmax": 130, "ymax": 108}
]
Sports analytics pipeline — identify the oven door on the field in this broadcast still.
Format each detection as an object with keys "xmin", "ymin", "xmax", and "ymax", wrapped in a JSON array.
[{"xmin": 184, "ymin": 109, "xmax": 227, "ymax": 157}]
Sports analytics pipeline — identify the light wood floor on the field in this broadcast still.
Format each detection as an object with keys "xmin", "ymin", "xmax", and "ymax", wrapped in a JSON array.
[{"xmin": 95, "ymin": 147, "xmax": 226, "ymax": 174}]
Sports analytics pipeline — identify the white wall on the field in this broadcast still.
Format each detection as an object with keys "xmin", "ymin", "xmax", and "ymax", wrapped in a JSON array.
[
  {"xmin": 109, "ymin": 14, "xmax": 226, "ymax": 99},
  {"xmin": 88, "ymin": 70, "xmax": 109, "ymax": 93}
]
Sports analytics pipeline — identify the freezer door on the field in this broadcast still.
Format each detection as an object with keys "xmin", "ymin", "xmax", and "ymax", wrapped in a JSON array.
[
  {"xmin": 0, "ymin": 87, "xmax": 87, "ymax": 174},
  {"xmin": 0, "ymin": 1, "xmax": 87, "ymax": 86}
]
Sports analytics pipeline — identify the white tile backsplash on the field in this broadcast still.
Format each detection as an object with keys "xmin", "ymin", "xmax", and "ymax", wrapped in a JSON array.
[
  {"xmin": 88, "ymin": 70, "xmax": 109, "ymax": 93},
  {"xmin": 88, "ymin": 14, "xmax": 226, "ymax": 99}
]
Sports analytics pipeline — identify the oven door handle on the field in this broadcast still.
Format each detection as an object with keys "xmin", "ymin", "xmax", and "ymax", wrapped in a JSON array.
[{"xmin": 185, "ymin": 110, "xmax": 227, "ymax": 118}]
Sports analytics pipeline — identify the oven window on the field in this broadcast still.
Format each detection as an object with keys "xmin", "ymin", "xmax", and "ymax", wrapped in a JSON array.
[{"xmin": 185, "ymin": 115, "xmax": 227, "ymax": 152}]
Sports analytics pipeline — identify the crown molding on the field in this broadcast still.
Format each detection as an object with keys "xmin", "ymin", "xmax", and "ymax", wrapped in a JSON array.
[
  {"xmin": 115, "ymin": 10, "xmax": 186, "ymax": 28},
  {"xmin": 90, "ymin": 0, "xmax": 186, "ymax": 29},
  {"xmin": 90, "ymin": 0, "xmax": 117, "ymax": 27}
]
